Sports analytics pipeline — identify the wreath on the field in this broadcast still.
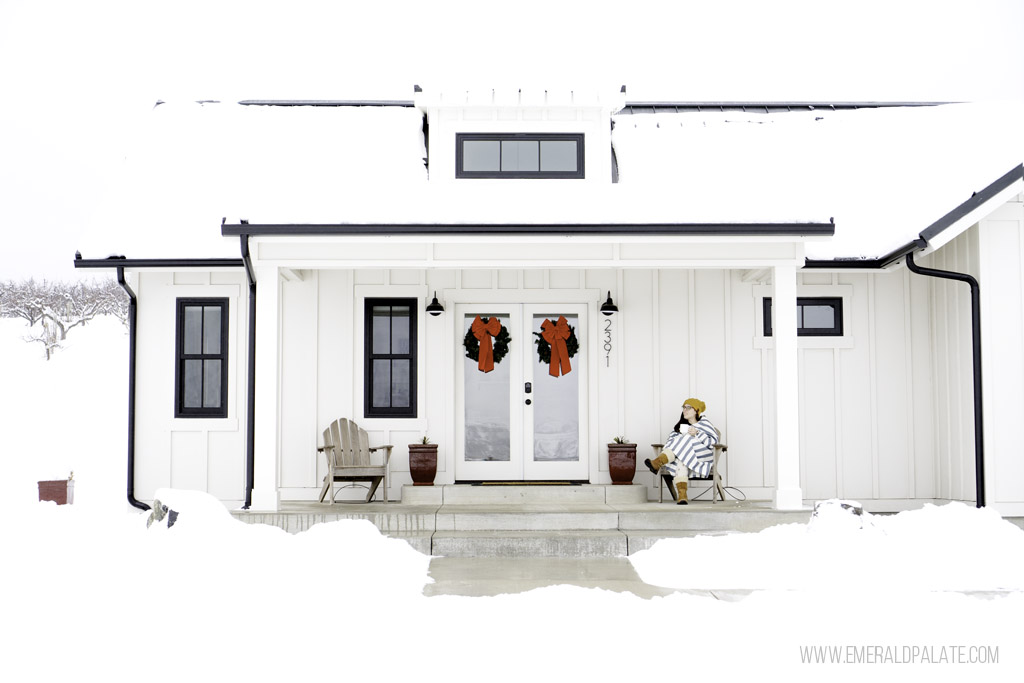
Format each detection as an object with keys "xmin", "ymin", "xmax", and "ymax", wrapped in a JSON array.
[
  {"xmin": 463, "ymin": 320, "xmax": 512, "ymax": 365},
  {"xmin": 533, "ymin": 325, "xmax": 579, "ymax": 364}
]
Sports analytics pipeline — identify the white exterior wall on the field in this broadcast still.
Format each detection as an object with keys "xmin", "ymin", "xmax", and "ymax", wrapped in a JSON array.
[
  {"xmin": 977, "ymin": 197, "xmax": 1024, "ymax": 514},
  {"xmin": 133, "ymin": 269, "xmax": 249, "ymax": 506}
]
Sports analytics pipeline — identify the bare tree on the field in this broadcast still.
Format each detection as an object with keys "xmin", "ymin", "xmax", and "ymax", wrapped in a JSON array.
[{"xmin": 2, "ymin": 276, "xmax": 128, "ymax": 358}]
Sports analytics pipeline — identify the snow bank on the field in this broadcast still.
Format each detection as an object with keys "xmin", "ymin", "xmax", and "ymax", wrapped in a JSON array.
[{"xmin": 630, "ymin": 501, "xmax": 1024, "ymax": 591}]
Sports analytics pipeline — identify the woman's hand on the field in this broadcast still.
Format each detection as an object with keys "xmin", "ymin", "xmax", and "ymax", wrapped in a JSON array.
[{"xmin": 687, "ymin": 426, "xmax": 697, "ymax": 437}]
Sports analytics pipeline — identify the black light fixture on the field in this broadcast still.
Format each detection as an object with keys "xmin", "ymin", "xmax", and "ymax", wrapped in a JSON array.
[
  {"xmin": 426, "ymin": 292, "xmax": 445, "ymax": 316},
  {"xmin": 600, "ymin": 291, "xmax": 618, "ymax": 316}
]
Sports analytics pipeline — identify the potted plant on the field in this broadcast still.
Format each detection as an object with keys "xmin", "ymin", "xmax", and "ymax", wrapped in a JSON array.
[
  {"xmin": 408, "ymin": 436, "xmax": 438, "ymax": 486},
  {"xmin": 38, "ymin": 471, "xmax": 75, "ymax": 504},
  {"xmin": 607, "ymin": 437, "xmax": 637, "ymax": 485}
]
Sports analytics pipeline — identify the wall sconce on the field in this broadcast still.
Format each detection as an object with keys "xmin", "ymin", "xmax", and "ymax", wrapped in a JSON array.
[
  {"xmin": 426, "ymin": 292, "xmax": 445, "ymax": 316},
  {"xmin": 600, "ymin": 291, "xmax": 618, "ymax": 316}
]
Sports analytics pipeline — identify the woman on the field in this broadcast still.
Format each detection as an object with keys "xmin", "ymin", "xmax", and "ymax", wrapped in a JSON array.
[{"xmin": 644, "ymin": 398, "xmax": 718, "ymax": 505}]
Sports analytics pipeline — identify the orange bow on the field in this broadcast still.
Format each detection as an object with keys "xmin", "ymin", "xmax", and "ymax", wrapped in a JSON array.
[
  {"xmin": 541, "ymin": 316, "xmax": 572, "ymax": 377},
  {"xmin": 472, "ymin": 315, "xmax": 502, "ymax": 373}
]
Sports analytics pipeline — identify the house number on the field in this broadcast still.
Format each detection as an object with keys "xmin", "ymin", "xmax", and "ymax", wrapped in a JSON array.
[{"xmin": 603, "ymin": 318, "xmax": 613, "ymax": 367}]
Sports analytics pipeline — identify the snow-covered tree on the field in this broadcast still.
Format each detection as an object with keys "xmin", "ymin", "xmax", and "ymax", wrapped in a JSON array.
[{"xmin": 1, "ymin": 277, "xmax": 129, "ymax": 358}]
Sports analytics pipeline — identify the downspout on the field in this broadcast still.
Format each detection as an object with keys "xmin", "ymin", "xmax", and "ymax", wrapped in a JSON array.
[
  {"xmin": 116, "ymin": 267, "xmax": 150, "ymax": 511},
  {"xmin": 905, "ymin": 250, "xmax": 985, "ymax": 508},
  {"xmin": 240, "ymin": 234, "xmax": 257, "ymax": 509}
]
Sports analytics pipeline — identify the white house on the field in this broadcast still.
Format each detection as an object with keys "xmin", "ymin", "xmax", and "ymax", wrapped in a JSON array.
[{"xmin": 76, "ymin": 88, "xmax": 1024, "ymax": 515}]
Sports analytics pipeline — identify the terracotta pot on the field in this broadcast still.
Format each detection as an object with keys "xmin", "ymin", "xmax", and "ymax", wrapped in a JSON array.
[
  {"xmin": 38, "ymin": 479, "xmax": 74, "ymax": 505},
  {"xmin": 607, "ymin": 444, "xmax": 637, "ymax": 485},
  {"xmin": 408, "ymin": 444, "xmax": 438, "ymax": 486}
]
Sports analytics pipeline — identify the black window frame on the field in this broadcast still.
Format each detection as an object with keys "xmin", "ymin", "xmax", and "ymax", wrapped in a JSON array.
[
  {"xmin": 364, "ymin": 298, "xmax": 418, "ymax": 418},
  {"xmin": 763, "ymin": 296, "xmax": 844, "ymax": 337},
  {"xmin": 175, "ymin": 298, "xmax": 229, "ymax": 418},
  {"xmin": 455, "ymin": 132, "xmax": 585, "ymax": 179}
]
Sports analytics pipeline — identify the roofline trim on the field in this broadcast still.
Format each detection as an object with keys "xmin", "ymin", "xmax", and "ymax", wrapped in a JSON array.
[
  {"xmin": 220, "ymin": 222, "xmax": 835, "ymax": 237},
  {"xmin": 238, "ymin": 99, "xmax": 415, "ymax": 108}
]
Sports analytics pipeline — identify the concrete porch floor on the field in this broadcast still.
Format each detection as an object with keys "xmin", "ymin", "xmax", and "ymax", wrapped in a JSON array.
[{"xmin": 230, "ymin": 484, "xmax": 812, "ymax": 558}]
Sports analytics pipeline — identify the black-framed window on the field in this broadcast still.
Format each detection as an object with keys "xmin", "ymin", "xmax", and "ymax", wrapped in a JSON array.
[
  {"xmin": 365, "ymin": 298, "xmax": 417, "ymax": 418},
  {"xmin": 456, "ymin": 133, "xmax": 585, "ymax": 178},
  {"xmin": 763, "ymin": 297, "xmax": 844, "ymax": 337},
  {"xmin": 175, "ymin": 298, "xmax": 229, "ymax": 418}
]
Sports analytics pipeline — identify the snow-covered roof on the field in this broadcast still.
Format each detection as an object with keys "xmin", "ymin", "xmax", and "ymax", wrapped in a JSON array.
[{"xmin": 83, "ymin": 99, "xmax": 1024, "ymax": 263}]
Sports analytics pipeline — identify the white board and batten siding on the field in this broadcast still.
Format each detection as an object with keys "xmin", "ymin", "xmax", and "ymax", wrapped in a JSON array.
[{"xmin": 131, "ymin": 270, "xmax": 249, "ymax": 506}]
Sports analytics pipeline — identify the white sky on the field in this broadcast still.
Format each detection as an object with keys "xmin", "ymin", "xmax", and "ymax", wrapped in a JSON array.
[{"xmin": 2, "ymin": 0, "xmax": 1023, "ymax": 280}]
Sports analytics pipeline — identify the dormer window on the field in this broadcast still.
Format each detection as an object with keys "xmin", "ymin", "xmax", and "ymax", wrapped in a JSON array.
[{"xmin": 456, "ymin": 133, "xmax": 584, "ymax": 178}]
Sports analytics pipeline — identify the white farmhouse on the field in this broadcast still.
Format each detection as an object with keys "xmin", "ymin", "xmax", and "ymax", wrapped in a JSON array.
[{"xmin": 77, "ymin": 87, "xmax": 1024, "ymax": 517}]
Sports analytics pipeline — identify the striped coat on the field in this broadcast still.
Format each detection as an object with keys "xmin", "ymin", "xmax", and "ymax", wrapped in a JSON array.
[{"xmin": 661, "ymin": 416, "xmax": 719, "ymax": 479}]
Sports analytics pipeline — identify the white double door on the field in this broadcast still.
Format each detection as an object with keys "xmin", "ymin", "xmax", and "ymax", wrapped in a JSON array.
[{"xmin": 455, "ymin": 303, "xmax": 589, "ymax": 481}]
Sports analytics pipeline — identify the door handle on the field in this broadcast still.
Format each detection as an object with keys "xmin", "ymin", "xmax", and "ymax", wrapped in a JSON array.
[{"xmin": 524, "ymin": 382, "xmax": 532, "ymax": 394}]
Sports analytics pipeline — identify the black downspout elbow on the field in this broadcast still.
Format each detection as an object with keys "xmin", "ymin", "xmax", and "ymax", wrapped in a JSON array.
[
  {"xmin": 906, "ymin": 251, "xmax": 985, "ymax": 508},
  {"xmin": 240, "ymin": 235, "xmax": 256, "ymax": 509},
  {"xmin": 116, "ymin": 267, "xmax": 150, "ymax": 511}
]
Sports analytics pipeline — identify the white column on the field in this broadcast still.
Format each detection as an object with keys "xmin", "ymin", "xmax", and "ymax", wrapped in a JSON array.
[
  {"xmin": 250, "ymin": 264, "xmax": 281, "ymax": 511},
  {"xmin": 772, "ymin": 265, "xmax": 804, "ymax": 509}
]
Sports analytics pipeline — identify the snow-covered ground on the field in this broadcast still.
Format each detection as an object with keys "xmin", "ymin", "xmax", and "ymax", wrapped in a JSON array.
[{"xmin": 2, "ymin": 316, "xmax": 1022, "ymax": 682}]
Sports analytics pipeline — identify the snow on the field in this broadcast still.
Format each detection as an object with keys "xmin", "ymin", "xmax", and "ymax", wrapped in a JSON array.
[
  {"xmin": 79, "ymin": 99, "xmax": 1023, "ymax": 265},
  {"xmin": 2, "ymin": 317, "xmax": 1023, "ymax": 681}
]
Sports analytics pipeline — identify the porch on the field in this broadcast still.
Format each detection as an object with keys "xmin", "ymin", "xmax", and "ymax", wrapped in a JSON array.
[{"xmin": 229, "ymin": 483, "xmax": 811, "ymax": 557}]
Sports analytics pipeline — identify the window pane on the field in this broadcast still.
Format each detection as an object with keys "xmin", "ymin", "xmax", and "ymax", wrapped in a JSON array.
[
  {"xmin": 203, "ymin": 360, "xmax": 222, "ymax": 408},
  {"xmin": 372, "ymin": 359, "xmax": 391, "ymax": 408},
  {"xmin": 540, "ymin": 140, "xmax": 577, "ymax": 172},
  {"xmin": 184, "ymin": 359, "xmax": 203, "ymax": 408},
  {"xmin": 463, "ymin": 140, "xmax": 500, "ymax": 172},
  {"xmin": 391, "ymin": 360, "xmax": 410, "ymax": 408},
  {"xmin": 372, "ymin": 307, "xmax": 391, "ymax": 354},
  {"xmin": 203, "ymin": 306, "xmax": 221, "ymax": 354},
  {"xmin": 391, "ymin": 306, "xmax": 410, "ymax": 354},
  {"xmin": 501, "ymin": 140, "xmax": 539, "ymax": 172},
  {"xmin": 183, "ymin": 306, "xmax": 203, "ymax": 354},
  {"xmin": 802, "ymin": 304, "xmax": 836, "ymax": 329}
]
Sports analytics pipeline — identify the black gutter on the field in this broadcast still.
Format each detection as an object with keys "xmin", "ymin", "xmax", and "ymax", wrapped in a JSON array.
[
  {"xmin": 804, "ymin": 240, "xmax": 925, "ymax": 270},
  {"xmin": 239, "ymin": 235, "xmax": 257, "ymax": 510},
  {"xmin": 620, "ymin": 101, "xmax": 949, "ymax": 114},
  {"xmin": 115, "ymin": 267, "xmax": 150, "ymax": 511},
  {"xmin": 74, "ymin": 257, "xmax": 244, "ymax": 269},
  {"xmin": 906, "ymin": 252, "xmax": 985, "ymax": 508},
  {"xmin": 222, "ymin": 222, "xmax": 835, "ymax": 237}
]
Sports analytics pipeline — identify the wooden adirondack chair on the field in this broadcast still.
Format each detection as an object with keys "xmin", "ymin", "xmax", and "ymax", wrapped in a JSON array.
[{"xmin": 318, "ymin": 418, "xmax": 392, "ymax": 504}]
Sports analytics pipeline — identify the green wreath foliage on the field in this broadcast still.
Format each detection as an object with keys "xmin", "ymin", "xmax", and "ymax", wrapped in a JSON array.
[
  {"xmin": 533, "ymin": 325, "xmax": 579, "ymax": 364},
  {"xmin": 464, "ymin": 320, "xmax": 512, "ymax": 365}
]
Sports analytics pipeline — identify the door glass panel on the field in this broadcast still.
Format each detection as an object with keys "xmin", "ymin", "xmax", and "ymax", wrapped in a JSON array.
[
  {"xmin": 464, "ymin": 314, "xmax": 511, "ymax": 462},
  {"xmin": 532, "ymin": 314, "xmax": 579, "ymax": 462}
]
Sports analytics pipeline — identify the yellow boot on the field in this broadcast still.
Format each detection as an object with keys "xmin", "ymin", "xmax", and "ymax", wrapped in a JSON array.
[
  {"xmin": 644, "ymin": 452, "xmax": 669, "ymax": 475},
  {"xmin": 675, "ymin": 481, "xmax": 688, "ymax": 505}
]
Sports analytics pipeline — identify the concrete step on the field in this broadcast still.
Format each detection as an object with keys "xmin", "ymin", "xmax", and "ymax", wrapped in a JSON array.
[
  {"xmin": 431, "ymin": 530, "xmax": 628, "ymax": 558},
  {"xmin": 435, "ymin": 504, "xmax": 620, "ymax": 531},
  {"xmin": 402, "ymin": 484, "xmax": 646, "ymax": 506}
]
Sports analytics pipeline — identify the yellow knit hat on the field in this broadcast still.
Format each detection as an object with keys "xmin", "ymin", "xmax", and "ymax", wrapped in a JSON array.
[{"xmin": 683, "ymin": 398, "xmax": 706, "ymax": 415}]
